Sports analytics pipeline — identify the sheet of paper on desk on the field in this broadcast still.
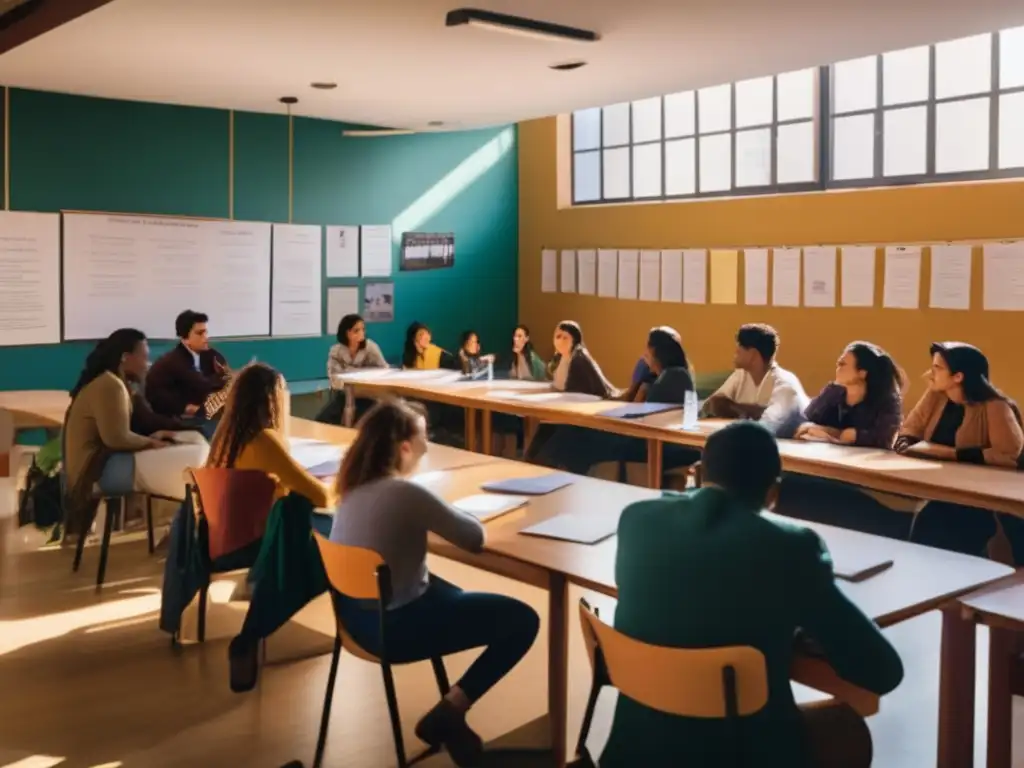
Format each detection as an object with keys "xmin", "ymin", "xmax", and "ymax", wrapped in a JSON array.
[
  {"xmin": 601, "ymin": 402, "xmax": 684, "ymax": 419},
  {"xmin": 288, "ymin": 437, "xmax": 344, "ymax": 472},
  {"xmin": 519, "ymin": 513, "xmax": 617, "ymax": 545},
  {"xmin": 501, "ymin": 392, "xmax": 602, "ymax": 404},
  {"xmin": 454, "ymin": 494, "xmax": 529, "ymax": 522}
]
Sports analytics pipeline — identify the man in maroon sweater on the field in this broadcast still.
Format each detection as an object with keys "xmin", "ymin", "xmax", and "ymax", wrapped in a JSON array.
[{"xmin": 145, "ymin": 310, "xmax": 229, "ymax": 437}]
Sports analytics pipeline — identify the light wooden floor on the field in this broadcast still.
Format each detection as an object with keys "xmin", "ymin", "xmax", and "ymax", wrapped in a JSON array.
[{"xmin": 0, "ymin": 531, "xmax": 1022, "ymax": 768}]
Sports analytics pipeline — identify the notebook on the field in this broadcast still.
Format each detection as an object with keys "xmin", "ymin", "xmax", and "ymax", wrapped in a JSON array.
[
  {"xmin": 306, "ymin": 459, "xmax": 342, "ymax": 479},
  {"xmin": 453, "ymin": 494, "xmax": 529, "ymax": 522},
  {"xmin": 600, "ymin": 402, "xmax": 684, "ymax": 419},
  {"xmin": 480, "ymin": 473, "xmax": 575, "ymax": 496},
  {"xmin": 833, "ymin": 556, "xmax": 894, "ymax": 583},
  {"xmin": 519, "ymin": 514, "xmax": 618, "ymax": 545}
]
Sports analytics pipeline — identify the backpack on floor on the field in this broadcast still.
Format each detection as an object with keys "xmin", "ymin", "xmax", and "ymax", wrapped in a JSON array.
[{"xmin": 18, "ymin": 437, "xmax": 64, "ymax": 530}]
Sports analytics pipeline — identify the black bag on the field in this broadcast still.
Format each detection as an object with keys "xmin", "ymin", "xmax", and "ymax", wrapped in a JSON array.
[
  {"xmin": 313, "ymin": 391, "xmax": 346, "ymax": 425},
  {"xmin": 18, "ymin": 459, "xmax": 64, "ymax": 529}
]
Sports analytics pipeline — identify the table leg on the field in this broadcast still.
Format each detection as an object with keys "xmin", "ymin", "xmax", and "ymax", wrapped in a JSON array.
[
  {"xmin": 938, "ymin": 605, "xmax": 977, "ymax": 768},
  {"xmin": 646, "ymin": 439, "xmax": 663, "ymax": 489},
  {"xmin": 481, "ymin": 409, "xmax": 493, "ymax": 456},
  {"xmin": 342, "ymin": 385, "xmax": 355, "ymax": 427},
  {"xmin": 987, "ymin": 625, "xmax": 1014, "ymax": 768},
  {"xmin": 524, "ymin": 417, "xmax": 539, "ymax": 448},
  {"xmin": 464, "ymin": 408, "xmax": 477, "ymax": 453},
  {"xmin": 548, "ymin": 572, "xmax": 569, "ymax": 767}
]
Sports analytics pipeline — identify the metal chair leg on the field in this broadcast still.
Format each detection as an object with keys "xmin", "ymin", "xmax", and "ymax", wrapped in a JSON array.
[
  {"xmin": 312, "ymin": 635, "xmax": 343, "ymax": 768},
  {"xmin": 197, "ymin": 581, "xmax": 209, "ymax": 643},
  {"xmin": 96, "ymin": 496, "xmax": 118, "ymax": 588},
  {"xmin": 72, "ymin": 521, "xmax": 87, "ymax": 572},
  {"xmin": 146, "ymin": 495, "xmax": 155, "ymax": 554},
  {"xmin": 381, "ymin": 663, "xmax": 408, "ymax": 767},
  {"xmin": 430, "ymin": 656, "xmax": 450, "ymax": 696}
]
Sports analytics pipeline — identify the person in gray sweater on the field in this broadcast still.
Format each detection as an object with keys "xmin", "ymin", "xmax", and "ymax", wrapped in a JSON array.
[{"xmin": 329, "ymin": 398, "xmax": 539, "ymax": 767}]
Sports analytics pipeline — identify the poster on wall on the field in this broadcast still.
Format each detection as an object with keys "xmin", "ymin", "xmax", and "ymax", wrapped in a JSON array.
[
  {"xmin": 364, "ymin": 281, "xmax": 394, "ymax": 322},
  {"xmin": 400, "ymin": 232, "xmax": 454, "ymax": 271}
]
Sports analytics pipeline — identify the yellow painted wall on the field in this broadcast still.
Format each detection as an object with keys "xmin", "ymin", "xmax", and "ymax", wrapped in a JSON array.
[{"xmin": 518, "ymin": 115, "xmax": 1024, "ymax": 403}]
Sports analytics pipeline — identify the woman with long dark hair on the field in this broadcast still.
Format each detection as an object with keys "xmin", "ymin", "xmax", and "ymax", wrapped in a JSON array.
[
  {"xmin": 402, "ymin": 321, "xmax": 459, "ymax": 371},
  {"xmin": 900, "ymin": 343, "xmax": 1024, "ymax": 562},
  {"xmin": 457, "ymin": 330, "xmax": 495, "ymax": 377},
  {"xmin": 318, "ymin": 313, "xmax": 388, "ymax": 424},
  {"xmin": 63, "ymin": 329, "xmax": 175, "ymax": 537},
  {"xmin": 508, "ymin": 325, "xmax": 546, "ymax": 381},
  {"xmin": 530, "ymin": 326, "xmax": 699, "ymax": 476},
  {"xmin": 330, "ymin": 399, "xmax": 539, "ymax": 764},
  {"xmin": 211, "ymin": 363, "xmax": 334, "ymax": 692},
  {"xmin": 795, "ymin": 341, "xmax": 905, "ymax": 448}
]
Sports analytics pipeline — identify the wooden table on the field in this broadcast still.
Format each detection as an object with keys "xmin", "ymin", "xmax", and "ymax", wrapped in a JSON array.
[
  {"xmin": 336, "ymin": 374, "xmax": 1024, "ymax": 517},
  {"xmin": 955, "ymin": 572, "xmax": 1024, "ymax": 768}
]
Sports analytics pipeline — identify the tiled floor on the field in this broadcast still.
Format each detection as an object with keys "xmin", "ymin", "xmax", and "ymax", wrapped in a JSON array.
[{"xmin": 0, "ymin": 533, "xmax": 1020, "ymax": 767}]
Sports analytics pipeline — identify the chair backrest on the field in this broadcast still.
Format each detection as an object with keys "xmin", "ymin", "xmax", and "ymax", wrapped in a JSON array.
[
  {"xmin": 578, "ymin": 601, "xmax": 769, "ymax": 718},
  {"xmin": 312, "ymin": 530, "xmax": 387, "ymax": 600},
  {"xmin": 190, "ymin": 468, "xmax": 277, "ymax": 560}
]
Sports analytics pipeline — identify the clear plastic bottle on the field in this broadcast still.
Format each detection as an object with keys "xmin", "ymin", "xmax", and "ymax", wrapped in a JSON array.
[{"xmin": 682, "ymin": 389, "xmax": 699, "ymax": 430}]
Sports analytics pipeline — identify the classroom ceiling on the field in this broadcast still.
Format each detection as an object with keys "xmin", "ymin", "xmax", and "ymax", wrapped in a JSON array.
[{"xmin": 1, "ymin": 0, "xmax": 1024, "ymax": 131}]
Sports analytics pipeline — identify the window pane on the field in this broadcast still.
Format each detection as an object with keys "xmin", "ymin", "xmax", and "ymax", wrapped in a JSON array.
[
  {"xmin": 735, "ymin": 76, "xmax": 773, "ymax": 128},
  {"xmin": 602, "ymin": 103, "xmax": 630, "ymax": 147},
  {"xmin": 778, "ymin": 68, "xmax": 815, "ymax": 121},
  {"xmin": 1000, "ymin": 26, "xmax": 1024, "ymax": 89},
  {"xmin": 633, "ymin": 143, "xmax": 662, "ymax": 198},
  {"xmin": 936, "ymin": 33, "xmax": 992, "ymax": 99},
  {"xmin": 735, "ymin": 128, "xmax": 772, "ymax": 187},
  {"xmin": 632, "ymin": 97, "xmax": 662, "ymax": 144},
  {"xmin": 698, "ymin": 84, "xmax": 732, "ymax": 134},
  {"xmin": 602, "ymin": 147, "xmax": 630, "ymax": 198},
  {"xmin": 883, "ymin": 106, "xmax": 927, "ymax": 176},
  {"xmin": 699, "ymin": 133, "xmax": 732, "ymax": 192},
  {"xmin": 998, "ymin": 91, "xmax": 1024, "ymax": 169},
  {"xmin": 936, "ymin": 97, "xmax": 990, "ymax": 173},
  {"xmin": 573, "ymin": 108, "xmax": 600, "ymax": 151},
  {"xmin": 883, "ymin": 46, "xmax": 929, "ymax": 106},
  {"xmin": 665, "ymin": 91, "xmax": 696, "ymax": 138},
  {"xmin": 833, "ymin": 113, "xmax": 875, "ymax": 180},
  {"xmin": 665, "ymin": 138, "xmax": 696, "ymax": 195},
  {"xmin": 777, "ymin": 121, "xmax": 815, "ymax": 183},
  {"xmin": 573, "ymin": 150, "xmax": 600, "ymax": 202},
  {"xmin": 833, "ymin": 55, "xmax": 877, "ymax": 114}
]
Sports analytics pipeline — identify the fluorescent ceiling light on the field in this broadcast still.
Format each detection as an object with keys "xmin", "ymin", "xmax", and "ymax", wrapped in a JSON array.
[
  {"xmin": 343, "ymin": 129, "xmax": 416, "ymax": 137},
  {"xmin": 445, "ymin": 8, "xmax": 599, "ymax": 44}
]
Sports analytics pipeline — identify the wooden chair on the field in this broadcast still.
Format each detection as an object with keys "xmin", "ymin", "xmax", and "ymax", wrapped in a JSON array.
[
  {"xmin": 574, "ymin": 598, "xmax": 769, "ymax": 766},
  {"xmin": 188, "ymin": 467, "xmax": 277, "ymax": 642},
  {"xmin": 309, "ymin": 533, "xmax": 549, "ymax": 768}
]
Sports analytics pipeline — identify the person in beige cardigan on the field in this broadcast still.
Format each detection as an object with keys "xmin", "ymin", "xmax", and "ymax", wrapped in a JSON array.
[
  {"xmin": 897, "ymin": 342, "xmax": 1024, "ymax": 562},
  {"xmin": 63, "ymin": 329, "xmax": 175, "ymax": 537}
]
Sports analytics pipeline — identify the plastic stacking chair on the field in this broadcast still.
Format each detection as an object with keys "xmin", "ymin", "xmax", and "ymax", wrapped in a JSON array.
[
  {"xmin": 308, "ymin": 532, "xmax": 550, "ymax": 768},
  {"xmin": 188, "ymin": 468, "xmax": 277, "ymax": 642},
  {"xmin": 574, "ymin": 598, "xmax": 769, "ymax": 767}
]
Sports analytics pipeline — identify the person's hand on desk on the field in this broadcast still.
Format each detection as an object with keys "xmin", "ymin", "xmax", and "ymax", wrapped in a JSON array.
[
  {"xmin": 150, "ymin": 430, "xmax": 180, "ymax": 444},
  {"xmin": 795, "ymin": 423, "xmax": 838, "ymax": 442},
  {"xmin": 899, "ymin": 441, "xmax": 956, "ymax": 460}
]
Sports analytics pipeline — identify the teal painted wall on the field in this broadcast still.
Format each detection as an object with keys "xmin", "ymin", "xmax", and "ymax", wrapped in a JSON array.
[{"xmin": 0, "ymin": 88, "xmax": 518, "ymax": 390}]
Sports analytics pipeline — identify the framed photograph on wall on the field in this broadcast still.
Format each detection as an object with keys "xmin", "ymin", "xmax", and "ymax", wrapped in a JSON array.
[
  {"xmin": 400, "ymin": 232, "xmax": 454, "ymax": 271},
  {"xmin": 363, "ymin": 281, "xmax": 394, "ymax": 322}
]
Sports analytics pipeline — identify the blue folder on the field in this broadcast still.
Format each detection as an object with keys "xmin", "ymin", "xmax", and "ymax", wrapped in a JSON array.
[
  {"xmin": 600, "ymin": 402, "xmax": 684, "ymax": 419},
  {"xmin": 480, "ymin": 473, "xmax": 575, "ymax": 496}
]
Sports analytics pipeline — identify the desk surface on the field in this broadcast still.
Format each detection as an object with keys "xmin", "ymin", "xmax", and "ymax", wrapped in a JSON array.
[
  {"xmin": 340, "ymin": 375, "xmax": 1024, "ymax": 517},
  {"xmin": 0, "ymin": 390, "xmax": 69, "ymax": 429}
]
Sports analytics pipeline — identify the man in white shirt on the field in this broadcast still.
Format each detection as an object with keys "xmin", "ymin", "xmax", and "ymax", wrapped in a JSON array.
[{"xmin": 704, "ymin": 323, "xmax": 809, "ymax": 432}]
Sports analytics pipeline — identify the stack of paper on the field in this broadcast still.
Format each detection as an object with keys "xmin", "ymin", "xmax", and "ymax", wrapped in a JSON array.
[{"xmin": 453, "ymin": 494, "xmax": 529, "ymax": 522}]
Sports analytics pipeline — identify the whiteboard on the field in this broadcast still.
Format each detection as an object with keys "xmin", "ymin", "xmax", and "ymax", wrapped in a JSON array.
[
  {"xmin": 0, "ymin": 211, "xmax": 61, "ymax": 346},
  {"xmin": 62, "ymin": 213, "xmax": 272, "ymax": 341}
]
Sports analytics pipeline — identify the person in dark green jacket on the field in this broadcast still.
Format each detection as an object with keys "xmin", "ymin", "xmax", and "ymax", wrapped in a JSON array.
[{"xmin": 604, "ymin": 420, "xmax": 904, "ymax": 767}]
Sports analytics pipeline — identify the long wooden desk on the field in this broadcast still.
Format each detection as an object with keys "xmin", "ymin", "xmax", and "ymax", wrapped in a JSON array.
[
  {"xmin": 299, "ymin": 413, "xmax": 1012, "ymax": 767},
  {"xmin": 337, "ymin": 373, "xmax": 1024, "ymax": 518}
]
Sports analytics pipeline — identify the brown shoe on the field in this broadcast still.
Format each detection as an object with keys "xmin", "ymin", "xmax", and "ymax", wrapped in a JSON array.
[{"xmin": 415, "ymin": 700, "xmax": 483, "ymax": 767}]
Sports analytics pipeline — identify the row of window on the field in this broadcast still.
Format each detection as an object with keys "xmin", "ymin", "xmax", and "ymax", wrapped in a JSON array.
[{"xmin": 571, "ymin": 27, "xmax": 1024, "ymax": 204}]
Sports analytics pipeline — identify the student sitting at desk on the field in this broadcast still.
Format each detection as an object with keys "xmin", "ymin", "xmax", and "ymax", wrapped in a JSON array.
[
  {"xmin": 778, "ymin": 342, "xmax": 910, "ymax": 537},
  {"xmin": 530, "ymin": 327, "xmax": 700, "ymax": 478},
  {"xmin": 330, "ymin": 399, "xmax": 539, "ymax": 765},
  {"xmin": 507, "ymin": 324, "xmax": 547, "ymax": 381},
  {"xmin": 145, "ymin": 309, "xmax": 230, "ymax": 438},
  {"xmin": 210, "ymin": 363, "xmax": 335, "ymax": 692},
  {"xmin": 703, "ymin": 323, "xmax": 809, "ymax": 433},
  {"xmin": 63, "ymin": 329, "xmax": 176, "ymax": 538},
  {"xmin": 524, "ymin": 320, "xmax": 618, "ymax": 462},
  {"xmin": 457, "ymin": 330, "xmax": 495, "ymax": 377},
  {"xmin": 318, "ymin": 313, "xmax": 388, "ymax": 425},
  {"xmin": 896, "ymin": 343, "xmax": 1024, "ymax": 562},
  {"xmin": 606, "ymin": 421, "xmax": 904, "ymax": 767},
  {"xmin": 402, "ymin": 321, "xmax": 460, "ymax": 371}
]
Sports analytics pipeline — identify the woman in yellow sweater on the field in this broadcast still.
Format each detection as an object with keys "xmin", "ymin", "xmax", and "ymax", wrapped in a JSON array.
[
  {"xmin": 206, "ymin": 362, "xmax": 334, "ymax": 691},
  {"xmin": 401, "ymin": 321, "xmax": 460, "ymax": 370}
]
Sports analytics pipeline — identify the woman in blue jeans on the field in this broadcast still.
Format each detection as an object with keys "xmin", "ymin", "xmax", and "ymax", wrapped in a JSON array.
[{"xmin": 329, "ymin": 398, "xmax": 539, "ymax": 766}]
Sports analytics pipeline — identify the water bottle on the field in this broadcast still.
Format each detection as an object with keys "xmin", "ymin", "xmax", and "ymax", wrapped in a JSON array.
[
  {"xmin": 682, "ymin": 390, "xmax": 699, "ymax": 430},
  {"xmin": 486, "ymin": 357, "xmax": 494, "ymax": 381}
]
